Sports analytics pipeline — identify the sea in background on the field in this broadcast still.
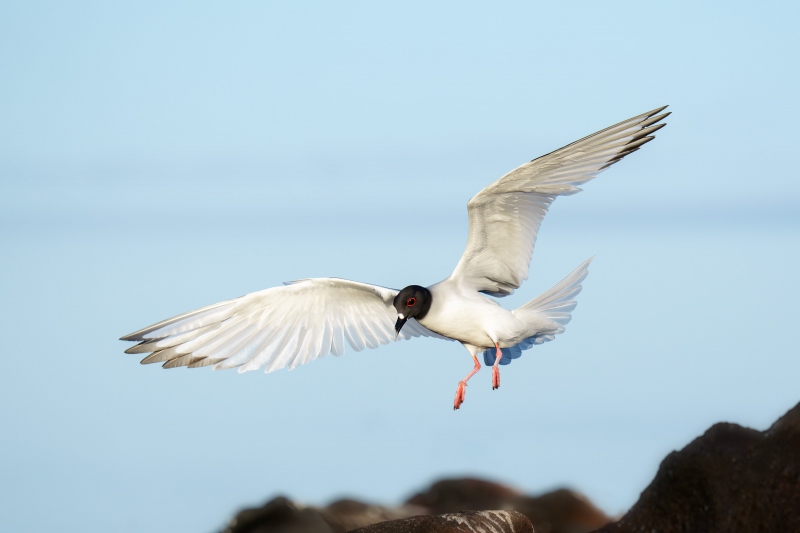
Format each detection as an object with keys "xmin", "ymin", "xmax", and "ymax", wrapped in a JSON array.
[
  {"xmin": 2, "ymin": 2, "xmax": 799, "ymax": 532},
  {"xmin": 2, "ymin": 153, "xmax": 798, "ymax": 532}
]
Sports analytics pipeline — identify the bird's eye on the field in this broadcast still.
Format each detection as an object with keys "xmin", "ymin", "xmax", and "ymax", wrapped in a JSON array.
[{"xmin": 406, "ymin": 297, "xmax": 416, "ymax": 307}]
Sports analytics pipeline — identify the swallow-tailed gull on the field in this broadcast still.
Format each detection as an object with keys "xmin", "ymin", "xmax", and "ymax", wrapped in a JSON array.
[{"xmin": 121, "ymin": 106, "xmax": 669, "ymax": 409}]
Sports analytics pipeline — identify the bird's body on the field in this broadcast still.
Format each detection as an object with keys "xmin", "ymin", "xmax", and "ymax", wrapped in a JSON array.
[
  {"xmin": 423, "ymin": 279, "xmax": 535, "ymax": 351},
  {"xmin": 121, "ymin": 106, "xmax": 669, "ymax": 408}
]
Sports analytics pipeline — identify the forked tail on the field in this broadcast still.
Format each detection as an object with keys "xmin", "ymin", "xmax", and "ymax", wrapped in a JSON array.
[
  {"xmin": 482, "ymin": 257, "xmax": 593, "ymax": 365},
  {"xmin": 516, "ymin": 256, "xmax": 592, "ymax": 324}
]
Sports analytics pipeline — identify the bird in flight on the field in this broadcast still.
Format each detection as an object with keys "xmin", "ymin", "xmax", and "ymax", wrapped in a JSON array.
[{"xmin": 121, "ymin": 106, "xmax": 669, "ymax": 409}]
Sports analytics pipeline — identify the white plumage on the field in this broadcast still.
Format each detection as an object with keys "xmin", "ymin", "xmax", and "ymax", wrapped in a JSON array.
[
  {"xmin": 450, "ymin": 107, "xmax": 667, "ymax": 297},
  {"xmin": 122, "ymin": 279, "xmax": 445, "ymax": 372},
  {"xmin": 122, "ymin": 106, "xmax": 668, "ymax": 407}
]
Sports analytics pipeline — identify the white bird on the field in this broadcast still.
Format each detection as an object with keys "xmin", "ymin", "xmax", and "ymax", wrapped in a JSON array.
[{"xmin": 121, "ymin": 106, "xmax": 669, "ymax": 409}]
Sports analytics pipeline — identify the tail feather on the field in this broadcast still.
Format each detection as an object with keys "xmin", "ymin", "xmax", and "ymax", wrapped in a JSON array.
[
  {"xmin": 482, "ymin": 257, "xmax": 592, "ymax": 366},
  {"xmin": 518, "ymin": 257, "xmax": 592, "ymax": 317}
]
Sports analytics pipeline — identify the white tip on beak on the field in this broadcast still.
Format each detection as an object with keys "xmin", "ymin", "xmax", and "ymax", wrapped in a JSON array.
[{"xmin": 395, "ymin": 314, "xmax": 406, "ymax": 341}]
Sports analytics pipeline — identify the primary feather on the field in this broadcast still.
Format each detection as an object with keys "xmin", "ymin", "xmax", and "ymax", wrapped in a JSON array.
[
  {"xmin": 449, "ymin": 106, "xmax": 669, "ymax": 297},
  {"xmin": 121, "ymin": 278, "xmax": 447, "ymax": 373}
]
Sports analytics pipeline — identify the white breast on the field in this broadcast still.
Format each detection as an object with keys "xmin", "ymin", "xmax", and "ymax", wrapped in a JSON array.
[{"xmin": 419, "ymin": 280, "xmax": 531, "ymax": 349}]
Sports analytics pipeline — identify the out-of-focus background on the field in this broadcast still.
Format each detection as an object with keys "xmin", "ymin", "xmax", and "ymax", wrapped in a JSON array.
[{"xmin": 1, "ymin": 2, "xmax": 798, "ymax": 532}]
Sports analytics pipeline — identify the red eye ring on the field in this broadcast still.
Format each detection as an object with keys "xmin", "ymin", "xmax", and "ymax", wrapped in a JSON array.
[{"xmin": 406, "ymin": 297, "xmax": 416, "ymax": 307}]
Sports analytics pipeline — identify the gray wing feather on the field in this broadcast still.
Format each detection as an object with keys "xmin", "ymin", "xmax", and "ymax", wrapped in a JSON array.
[
  {"xmin": 450, "ymin": 106, "xmax": 669, "ymax": 297},
  {"xmin": 120, "ymin": 278, "xmax": 448, "ymax": 373}
]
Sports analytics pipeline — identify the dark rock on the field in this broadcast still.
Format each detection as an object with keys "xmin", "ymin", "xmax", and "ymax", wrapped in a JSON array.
[
  {"xmin": 222, "ymin": 496, "xmax": 423, "ymax": 533},
  {"xmin": 407, "ymin": 478, "xmax": 610, "ymax": 533},
  {"xmin": 222, "ymin": 483, "xmax": 607, "ymax": 533},
  {"xmin": 592, "ymin": 401, "xmax": 800, "ymax": 533},
  {"xmin": 323, "ymin": 499, "xmax": 425, "ymax": 532},
  {"xmin": 406, "ymin": 478, "xmax": 523, "ymax": 513},
  {"xmin": 514, "ymin": 489, "xmax": 611, "ymax": 533},
  {"xmin": 350, "ymin": 510, "xmax": 534, "ymax": 533},
  {"xmin": 222, "ymin": 496, "xmax": 335, "ymax": 533}
]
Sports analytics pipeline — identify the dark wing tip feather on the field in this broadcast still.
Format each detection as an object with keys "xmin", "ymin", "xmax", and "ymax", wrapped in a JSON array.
[
  {"xmin": 124, "ymin": 342, "xmax": 153, "ymax": 354},
  {"xmin": 187, "ymin": 358, "xmax": 215, "ymax": 369},
  {"xmin": 140, "ymin": 352, "xmax": 163, "ymax": 365},
  {"xmin": 162, "ymin": 356, "xmax": 194, "ymax": 369},
  {"xmin": 530, "ymin": 105, "xmax": 669, "ymax": 164},
  {"xmin": 641, "ymin": 111, "xmax": 671, "ymax": 128},
  {"xmin": 596, "ymin": 107, "xmax": 669, "ymax": 170},
  {"xmin": 139, "ymin": 348, "xmax": 182, "ymax": 365},
  {"xmin": 598, "ymin": 135, "xmax": 657, "ymax": 170},
  {"xmin": 633, "ymin": 122, "xmax": 667, "ymax": 141}
]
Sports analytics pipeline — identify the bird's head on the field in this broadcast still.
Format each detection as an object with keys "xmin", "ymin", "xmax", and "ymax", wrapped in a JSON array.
[{"xmin": 393, "ymin": 285, "xmax": 432, "ymax": 338}]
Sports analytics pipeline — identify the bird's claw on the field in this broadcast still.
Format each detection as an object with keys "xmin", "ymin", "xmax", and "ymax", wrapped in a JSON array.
[
  {"xmin": 492, "ymin": 366, "xmax": 500, "ymax": 390},
  {"xmin": 453, "ymin": 381, "xmax": 467, "ymax": 410}
]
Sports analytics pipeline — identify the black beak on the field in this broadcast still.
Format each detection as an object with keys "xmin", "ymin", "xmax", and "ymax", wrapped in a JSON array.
[{"xmin": 394, "ymin": 316, "xmax": 408, "ymax": 340}]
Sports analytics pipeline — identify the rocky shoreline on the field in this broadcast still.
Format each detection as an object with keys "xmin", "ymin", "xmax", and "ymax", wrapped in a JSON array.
[{"xmin": 222, "ymin": 401, "xmax": 800, "ymax": 532}]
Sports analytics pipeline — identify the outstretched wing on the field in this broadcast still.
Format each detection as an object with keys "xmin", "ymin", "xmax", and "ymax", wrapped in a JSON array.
[
  {"xmin": 450, "ymin": 106, "xmax": 669, "ymax": 297},
  {"xmin": 120, "ymin": 278, "xmax": 447, "ymax": 373}
]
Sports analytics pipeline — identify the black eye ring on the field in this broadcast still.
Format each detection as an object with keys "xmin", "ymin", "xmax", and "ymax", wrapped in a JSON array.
[{"xmin": 406, "ymin": 297, "xmax": 416, "ymax": 307}]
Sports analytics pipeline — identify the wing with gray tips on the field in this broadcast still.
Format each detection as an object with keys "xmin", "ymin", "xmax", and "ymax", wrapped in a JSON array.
[
  {"xmin": 121, "ymin": 278, "xmax": 449, "ymax": 373},
  {"xmin": 450, "ymin": 106, "xmax": 669, "ymax": 296}
]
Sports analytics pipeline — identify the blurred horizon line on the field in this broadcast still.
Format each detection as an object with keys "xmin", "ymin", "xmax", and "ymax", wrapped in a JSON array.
[{"xmin": 2, "ymin": 204, "xmax": 798, "ymax": 229}]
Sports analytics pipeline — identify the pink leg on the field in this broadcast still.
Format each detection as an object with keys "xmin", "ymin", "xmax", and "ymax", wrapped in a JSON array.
[
  {"xmin": 492, "ymin": 343, "xmax": 502, "ymax": 390},
  {"xmin": 454, "ymin": 355, "xmax": 481, "ymax": 410}
]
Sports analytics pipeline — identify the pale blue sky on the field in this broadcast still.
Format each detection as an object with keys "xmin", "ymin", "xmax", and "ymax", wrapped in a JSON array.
[{"xmin": 1, "ymin": 2, "xmax": 799, "ymax": 532}]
